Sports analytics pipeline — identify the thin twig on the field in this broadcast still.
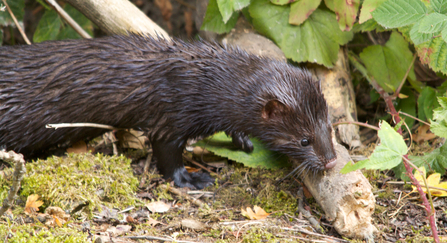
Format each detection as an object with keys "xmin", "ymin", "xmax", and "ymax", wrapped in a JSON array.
[
  {"xmin": 1, "ymin": 0, "xmax": 30, "ymax": 44},
  {"xmin": 45, "ymin": 0, "xmax": 92, "ymax": 39},
  {"xmin": 46, "ymin": 123, "xmax": 119, "ymax": 130},
  {"xmin": 332, "ymin": 121, "xmax": 380, "ymax": 131},
  {"xmin": 159, "ymin": 184, "xmax": 204, "ymax": 207},
  {"xmin": 399, "ymin": 111, "xmax": 430, "ymax": 126},
  {"xmin": 122, "ymin": 236, "xmax": 197, "ymax": 243},
  {"xmin": 394, "ymin": 53, "xmax": 417, "ymax": 97}
]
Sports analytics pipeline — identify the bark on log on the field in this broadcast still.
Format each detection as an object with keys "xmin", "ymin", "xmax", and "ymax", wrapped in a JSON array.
[
  {"xmin": 301, "ymin": 143, "xmax": 376, "ymax": 240},
  {"xmin": 63, "ymin": 0, "xmax": 170, "ymax": 39}
]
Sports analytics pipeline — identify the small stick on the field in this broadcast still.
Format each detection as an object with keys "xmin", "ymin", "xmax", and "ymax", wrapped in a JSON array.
[
  {"xmin": 1, "ymin": 0, "xmax": 30, "ymax": 44},
  {"xmin": 45, "ymin": 0, "xmax": 92, "ymax": 39},
  {"xmin": 46, "ymin": 123, "xmax": 119, "ymax": 130}
]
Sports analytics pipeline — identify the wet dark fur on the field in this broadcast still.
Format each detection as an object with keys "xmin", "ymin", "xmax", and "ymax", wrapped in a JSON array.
[{"xmin": 0, "ymin": 35, "xmax": 336, "ymax": 188}]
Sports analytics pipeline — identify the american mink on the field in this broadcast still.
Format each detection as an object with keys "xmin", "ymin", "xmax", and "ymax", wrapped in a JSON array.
[{"xmin": 0, "ymin": 34, "xmax": 337, "ymax": 189}]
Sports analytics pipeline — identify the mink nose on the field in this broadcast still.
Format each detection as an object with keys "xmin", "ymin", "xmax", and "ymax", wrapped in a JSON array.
[{"xmin": 325, "ymin": 158, "xmax": 337, "ymax": 169}]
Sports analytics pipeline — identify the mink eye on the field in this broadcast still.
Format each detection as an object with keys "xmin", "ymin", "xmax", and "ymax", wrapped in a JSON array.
[{"xmin": 301, "ymin": 139, "xmax": 309, "ymax": 146}]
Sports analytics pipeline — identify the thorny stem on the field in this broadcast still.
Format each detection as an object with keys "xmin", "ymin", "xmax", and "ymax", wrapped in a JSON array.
[{"xmin": 370, "ymin": 73, "xmax": 440, "ymax": 242}]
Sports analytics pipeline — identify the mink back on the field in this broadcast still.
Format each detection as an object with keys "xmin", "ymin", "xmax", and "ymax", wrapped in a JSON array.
[{"xmin": 0, "ymin": 34, "xmax": 335, "ymax": 171}]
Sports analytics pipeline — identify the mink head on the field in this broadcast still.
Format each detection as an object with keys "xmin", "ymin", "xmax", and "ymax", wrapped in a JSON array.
[{"xmin": 252, "ymin": 64, "xmax": 337, "ymax": 175}]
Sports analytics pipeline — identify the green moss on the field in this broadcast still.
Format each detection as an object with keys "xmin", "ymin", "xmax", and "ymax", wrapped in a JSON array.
[
  {"xmin": 3, "ymin": 153, "xmax": 140, "ymax": 215},
  {"xmin": 0, "ymin": 224, "xmax": 88, "ymax": 242}
]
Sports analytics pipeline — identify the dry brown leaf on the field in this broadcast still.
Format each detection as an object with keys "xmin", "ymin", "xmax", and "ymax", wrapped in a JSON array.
[
  {"xmin": 66, "ymin": 140, "xmax": 95, "ymax": 154},
  {"xmin": 116, "ymin": 129, "xmax": 146, "ymax": 149},
  {"xmin": 241, "ymin": 205, "xmax": 271, "ymax": 220},
  {"xmin": 25, "ymin": 194, "xmax": 43, "ymax": 214},
  {"xmin": 185, "ymin": 166, "xmax": 201, "ymax": 173},
  {"xmin": 412, "ymin": 124, "xmax": 436, "ymax": 143},
  {"xmin": 154, "ymin": 0, "xmax": 172, "ymax": 21},
  {"xmin": 146, "ymin": 201, "xmax": 171, "ymax": 213}
]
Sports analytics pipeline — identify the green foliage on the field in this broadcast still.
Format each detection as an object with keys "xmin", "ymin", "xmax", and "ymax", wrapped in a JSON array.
[
  {"xmin": 417, "ymin": 82, "xmax": 447, "ymax": 121},
  {"xmin": 334, "ymin": 0, "xmax": 360, "ymax": 31},
  {"xmin": 430, "ymin": 97, "xmax": 447, "ymax": 138},
  {"xmin": 288, "ymin": 0, "xmax": 321, "ymax": 25},
  {"xmin": 359, "ymin": 31, "xmax": 416, "ymax": 92},
  {"xmin": 0, "ymin": 0, "xmax": 24, "ymax": 26},
  {"xmin": 372, "ymin": 0, "xmax": 447, "ymax": 75},
  {"xmin": 250, "ymin": 1, "xmax": 352, "ymax": 67},
  {"xmin": 195, "ymin": 132, "xmax": 290, "ymax": 169},
  {"xmin": 0, "ymin": 225, "xmax": 89, "ymax": 243},
  {"xmin": 358, "ymin": 0, "xmax": 386, "ymax": 24},
  {"xmin": 341, "ymin": 121, "xmax": 407, "ymax": 173},
  {"xmin": 201, "ymin": 0, "xmax": 239, "ymax": 33},
  {"xmin": 33, "ymin": 5, "xmax": 93, "ymax": 43}
]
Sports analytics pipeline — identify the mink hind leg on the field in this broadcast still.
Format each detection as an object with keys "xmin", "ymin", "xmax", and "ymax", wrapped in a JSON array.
[{"xmin": 151, "ymin": 139, "xmax": 214, "ymax": 189}]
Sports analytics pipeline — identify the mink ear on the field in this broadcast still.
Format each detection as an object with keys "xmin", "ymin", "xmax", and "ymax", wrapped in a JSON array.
[{"xmin": 261, "ymin": 100, "xmax": 287, "ymax": 120}]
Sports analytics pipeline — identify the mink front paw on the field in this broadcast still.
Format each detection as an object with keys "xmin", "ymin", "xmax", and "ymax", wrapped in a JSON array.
[
  {"xmin": 230, "ymin": 133, "xmax": 253, "ymax": 153},
  {"xmin": 172, "ymin": 167, "xmax": 214, "ymax": 189}
]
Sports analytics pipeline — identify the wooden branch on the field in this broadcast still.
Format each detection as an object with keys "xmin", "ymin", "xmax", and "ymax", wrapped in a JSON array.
[{"xmin": 63, "ymin": 0, "xmax": 170, "ymax": 39}]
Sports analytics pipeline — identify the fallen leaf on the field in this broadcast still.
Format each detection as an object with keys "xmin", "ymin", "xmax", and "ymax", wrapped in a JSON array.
[
  {"xmin": 25, "ymin": 194, "xmax": 43, "ymax": 214},
  {"xmin": 116, "ymin": 129, "xmax": 146, "ymax": 150},
  {"xmin": 146, "ymin": 201, "xmax": 171, "ymax": 213},
  {"xmin": 148, "ymin": 217, "xmax": 165, "ymax": 226},
  {"xmin": 184, "ymin": 11, "xmax": 193, "ymax": 38},
  {"xmin": 412, "ymin": 167, "xmax": 447, "ymax": 197},
  {"xmin": 241, "ymin": 205, "xmax": 271, "ymax": 220},
  {"xmin": 412, "ymin": 124, "xmax": 436, "ymax": 143}
]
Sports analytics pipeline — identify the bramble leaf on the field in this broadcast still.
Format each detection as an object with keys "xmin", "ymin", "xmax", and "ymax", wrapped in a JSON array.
[
  {"xmin": 201, "ymin": 0, "xmax": 238, "ymax": 33},
  {"xmin": 289, "ymin": 0, "xmax": 321, "ymax": 25},
  {"xmin": 194, "ymin": 132, "xmax": 290, "ymax": 169},
  {"xmin": 372, "ymin": 0, "xmax": 427, "ymax": 28}
]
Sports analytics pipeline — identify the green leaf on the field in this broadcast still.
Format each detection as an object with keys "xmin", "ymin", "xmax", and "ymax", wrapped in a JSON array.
[
  {"xmin": 194, "ymin": 132, "xmax": 290, "ymax": 169},
  {"xmin": 201, "ymin": 0, "xmax": 238, "ymax": 33},
  {"xmin": 341, "ymin": 121, "xmax": 407, "ymax": 173},
  {"xmin": 0, "ymin": 0, "xmax": 25, "ymax": 26},
  {"xmin": 442, "ymin": 27, "xmax": 447, "ymax": 42},
  {"xmin": 33, "ymin": 9, "xmax": 61, "ymax": 43},
  {"xmin": 430, "ymin": 96, "xmax": 447, "ymax": 138},
  {"xmin": 334, "ymin": 0, "xmax": 360, "ymax": 31},
  {"xmin": 217, "ymin": 0, "xmax": 234, "ymax": 23},
  {"xmin": 289, "ymin": 0, "xmax": 321, "ymax": 25},
  {"xmin": 359, "ymin": 31, "xmax": 416, "ymax": 92},
  {"xmin": 358, "ymin": 0, "xmax": 387, "ymax": 24},
  {"xmin": 432, "ymin": 0, "xmax": 447, "ymax": 14},
  {"xmin": 394, "ymin": 143, "xmax": 447, "ymax": 180},
  {"xmin": 418, "ymin": 87, "xmax": 440, "ymax": 121},
  {"xmin": 250, "ymin": 0, "xmax": 353, "ymax": 67},
  {"xmin": 234, "ymin": 0, "xmax": 250, "ymax": 10},
  {"xmin": 419, "ymin": 13, "xmax": 447, "ymax": 33},
  {"xmin": 410, "ymin": 22, "xmax": 434, "ymax": 45},
  {"xmin": 372, "ymin": 0, "xmax": 427, "ymax": 28},
  {"xmin": 396, "ymin": 87, "xmax": 416, "ymax": 131},
  {"xmin": 324, "ymin": 0, "xmax": 335, "ymax": 11}
]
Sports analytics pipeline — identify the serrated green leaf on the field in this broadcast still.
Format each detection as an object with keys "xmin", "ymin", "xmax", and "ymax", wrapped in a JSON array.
[
  {"xmin": 33, "ymin": 9, "xmax": 61, "ymax": 43},
  {"xmin": 194, "ymin": 132, "xmax": 290, "ymax": 169},
  {"xmin": 201, "ymin": 0, "xmax": 238, "ymax": 33},
  {"xmin": 419, "ymin": 13, "xmax": 447, "ymax": 33},
  {"xmin": 410, "ymin": 22, "xmax": 434, "ymax": 45},
  {"xmin": 0, "ymin": 0, "xmax": 24, "ymax": 26},
  {"xmin": 431, "ymin": 120, "xmax": 447, "ymax": 138},
  {"xmin": 341, "ymin": 121, "xmax": 407, "ymax": 173},
  {"xmin": 433, "ymin": 97, "xmax": 447, "ymax": 120},
  {"xmin": 432, "ymin": 0, "xmax": 447, "ymax": 14},
  {"xmin": 359, "ymin": 32, "xmax": 416, "ymax": 92},
  {"xmin": 372, "ymin": 0, "xmax": 427, "ymax": 28},
  {"xmin": 359, "ymin": 0, "xmax": 387, "ymax": 24},
  {"xmin": 250, "ymin": 0, "xmax": 352, "ymax": 67},
  {"xmin": 289, "ymin": 0, "xmax": 321, "ymax": 25},
  {"xmin": 418, "ymin": 87, "xmax": 440, "ymax": 121},
  {"xmin": 334, "ymin": 0, "xmax": 360, "ymax": 31}
]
